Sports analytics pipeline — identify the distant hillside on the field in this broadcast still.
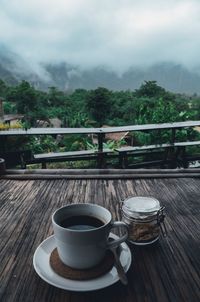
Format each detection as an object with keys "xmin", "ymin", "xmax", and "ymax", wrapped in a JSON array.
[
  {"xmin": 0, "ymin": 45, "xmax": 200, "ymax": 94},
  {"xmin": 50, "ymin": 63, "xmax": 200, "ymax": 94},
  {"xmin": 0, "ymin": 45, "xmax": 49, "ymax": 89}
]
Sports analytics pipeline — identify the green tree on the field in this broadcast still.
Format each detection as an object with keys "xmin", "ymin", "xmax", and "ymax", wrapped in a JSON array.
[
  {"xmin": 6, "ymin": 81, "xmax": 38, "ymax": 126},
  {"xmin": 86, "ymin": 87, "xmax": 112, "ymax": 126},
  {"xmin": 47, "ymin": 86, "xmax": 65, "ymax": 107},
  {"xmin": 10, "ymin": 81, "xmax": 37, "ymax": 113},
  {"xmin": 135, "ymin": 81, "xmax": 167, "ymax": 98},
  {"xmin": 3, "ymin": 101, "xmax": 16, "ymax": 114}
]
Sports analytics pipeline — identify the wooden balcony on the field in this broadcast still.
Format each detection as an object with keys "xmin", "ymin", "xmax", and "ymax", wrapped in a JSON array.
[{"xmin": 0, "ymin": 169, "xmax": 200, "ymax": 302}]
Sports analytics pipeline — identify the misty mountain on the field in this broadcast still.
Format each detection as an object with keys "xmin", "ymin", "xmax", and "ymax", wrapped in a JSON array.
[
  {"xmin": 1, "ymin": 46, "xmax": 200, "ymax": 94},
  {"xmin": 62, "ymin": 63, "xmax": 200, "ymax": 94},
  {"xmin": 0, "ymin": 45, "xmax": 50, "ymax": 89}
]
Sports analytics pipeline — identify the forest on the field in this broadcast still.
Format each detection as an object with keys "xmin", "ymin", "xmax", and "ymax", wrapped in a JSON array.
[{"xmin": 0, "ymin": 79, "xmax": 200, "ymax": 159}]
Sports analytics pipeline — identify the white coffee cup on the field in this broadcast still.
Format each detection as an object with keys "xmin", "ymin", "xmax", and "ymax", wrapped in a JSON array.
[{"xmin": 52, "ymin": 203, "xmax": 129, "ymax": 269}]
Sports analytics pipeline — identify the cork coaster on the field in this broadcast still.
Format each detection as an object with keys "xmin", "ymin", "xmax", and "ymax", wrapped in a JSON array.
[{"xmin": 50, "ymin": 248, "xmax": 115, "ymax": 280}]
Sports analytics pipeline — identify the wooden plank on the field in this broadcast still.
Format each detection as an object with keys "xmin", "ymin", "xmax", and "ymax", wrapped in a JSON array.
[
  {"xmin": 1, "ymin": 173, "xmax": 200, "ymax": 180},
  {"xmin": 34, "ymin": 150, "xmax": 96, "ymax": 158},
  {"xmin": 0, "ymin": 177, "xmax": 200, "ymax": 302},
  {"xmin": 0, "ymin": 127, "xmax": 100, "ymax": 135},
  {"xmin": 174, "ymin": 140, "xmax": 200, "ymax": 146},
  {"xmin": 4, "ymin": 168, "xmax": 200, "ymax": 175},
  {"xmin": 116, "ymin": 145, "xmax": 169, "ymax": 152},
  {"xmin": 34, "ymin": 149, "xmax": 113, "ymax": 159},
  {"xmin": 116, "ymin": 141, "xmax": 200, "ymax": 153},
  {"xmin": 1, "ymin": 120, "xmax": 200, "ymax": 136}
]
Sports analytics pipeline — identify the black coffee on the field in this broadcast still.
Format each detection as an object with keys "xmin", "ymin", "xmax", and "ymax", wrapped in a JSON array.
[{"xmin": 59, "ymin": 215, "xmax": 104, "ymax": 230}]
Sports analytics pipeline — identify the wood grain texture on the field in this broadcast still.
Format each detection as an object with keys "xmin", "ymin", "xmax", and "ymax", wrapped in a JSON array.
[
  {"xmin": 1, "ymin": 173, "xmax": 200, "ymax": 180},
  {"xmin": 0, "ymin": 177, "xmax": 200, "ymax": 302}
]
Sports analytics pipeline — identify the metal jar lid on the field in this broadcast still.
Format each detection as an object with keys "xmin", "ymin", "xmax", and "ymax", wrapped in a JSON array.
[{"xmin": 122, "ymin": 196, "xmax": 161, "ymax": 220}]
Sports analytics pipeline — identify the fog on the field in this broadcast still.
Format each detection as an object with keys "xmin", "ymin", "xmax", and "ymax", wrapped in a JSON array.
[{"xmin": 1, "ymin": 0, "xmax": 200, "ymax": 75}]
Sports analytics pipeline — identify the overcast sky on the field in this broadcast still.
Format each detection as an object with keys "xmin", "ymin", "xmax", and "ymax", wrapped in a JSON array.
[{"xmin": 1, "ymin": 0, "xmax": 200, "ymax": 73}]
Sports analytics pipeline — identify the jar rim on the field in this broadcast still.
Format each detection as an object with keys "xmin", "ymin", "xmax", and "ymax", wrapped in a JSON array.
[{"xmin": 121, "ymin": 196, "xmax": 161, "ymax": 215}]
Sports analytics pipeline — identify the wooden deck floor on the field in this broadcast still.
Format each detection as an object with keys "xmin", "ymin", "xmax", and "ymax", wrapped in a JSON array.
[{"xmin": 0, "ymin": 173, "xmax": 200, "ymax": 302}]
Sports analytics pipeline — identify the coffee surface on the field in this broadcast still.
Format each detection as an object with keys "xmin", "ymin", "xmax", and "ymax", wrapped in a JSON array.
[{"xmin": 59, "ymin": 215, "xmax": 104, "ymax": 230}]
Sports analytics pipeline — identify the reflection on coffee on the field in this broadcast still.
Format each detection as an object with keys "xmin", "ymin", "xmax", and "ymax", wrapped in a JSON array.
[{"xmin": 60, "ymin": 215, "xmax": 104, "ymax": 230}]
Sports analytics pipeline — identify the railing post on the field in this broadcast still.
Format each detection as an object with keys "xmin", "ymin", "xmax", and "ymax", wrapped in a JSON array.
[
  {"xmin": 168, "ymin": 128, "xmax": 177, "ymax": 167},
  {"xmin": 171, "ymin": 128, "xmax": 176, "ymax": 143},
  {"xmin": 97, "ymin": 131, "xmax": 105, "ymax": 168},
  {"xmin": 97, "ymin": 130, "xmax": 104, "ymax": 152}
]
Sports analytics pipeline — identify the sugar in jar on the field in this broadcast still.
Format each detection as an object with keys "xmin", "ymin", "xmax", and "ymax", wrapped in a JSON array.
[{"xmin": 121, "ymin": 196, "xmax": 166, "ymax": 245}]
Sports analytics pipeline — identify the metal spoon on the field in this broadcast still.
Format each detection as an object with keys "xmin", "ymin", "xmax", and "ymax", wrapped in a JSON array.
[{"xmin": 108, "ymin": 238, "xmax": 128, "ymax": 285}]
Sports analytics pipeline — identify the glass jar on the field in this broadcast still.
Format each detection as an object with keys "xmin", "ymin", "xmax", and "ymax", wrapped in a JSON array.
[{"xmin": 121, "ymin": 196, "xmax": 166, "ymax": 245}]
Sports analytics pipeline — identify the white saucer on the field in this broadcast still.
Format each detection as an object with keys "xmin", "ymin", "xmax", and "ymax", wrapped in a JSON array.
[{"xmin": 33, "ymin": 234, "xmax": 132, "ymax": 292}]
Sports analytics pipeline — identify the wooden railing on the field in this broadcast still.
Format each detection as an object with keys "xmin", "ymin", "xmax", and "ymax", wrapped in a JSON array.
[{"xmin": 0, "ymin": 120, "xmax": 200, "ymax": 168}]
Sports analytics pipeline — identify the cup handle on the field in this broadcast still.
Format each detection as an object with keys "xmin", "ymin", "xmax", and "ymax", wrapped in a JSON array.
[{"xmin": 107, "ymin": 221, "xmax": 129, "ymax": 249}]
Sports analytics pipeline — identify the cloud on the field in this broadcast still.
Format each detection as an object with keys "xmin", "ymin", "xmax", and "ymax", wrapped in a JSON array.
[{"xmin": 1, "ymin": 0, "xmax": 200, "ymax": 74}]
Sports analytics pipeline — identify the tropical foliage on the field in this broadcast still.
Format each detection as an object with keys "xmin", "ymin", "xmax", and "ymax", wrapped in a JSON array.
[{"xmin": 0, "ymin": 79, "xmax": 200, "ymax": 157}]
